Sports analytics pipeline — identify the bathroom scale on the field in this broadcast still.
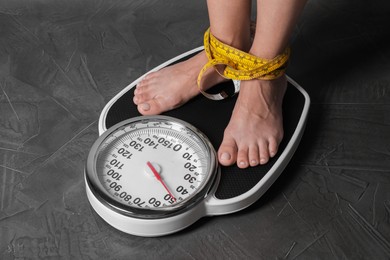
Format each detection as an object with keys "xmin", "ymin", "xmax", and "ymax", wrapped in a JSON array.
[{"xmin": 85, "ymin": 46, "xmax": 310, "ymax": 237}]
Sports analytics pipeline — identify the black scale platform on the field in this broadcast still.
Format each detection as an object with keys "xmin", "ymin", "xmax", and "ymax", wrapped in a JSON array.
[{"xmin": 103, "ymin": 52, "xmax": 306, "ymax": 200}]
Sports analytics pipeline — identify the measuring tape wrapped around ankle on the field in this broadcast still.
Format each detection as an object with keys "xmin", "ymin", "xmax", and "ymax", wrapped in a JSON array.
[{"xmin": 197, "ymin": 28, "xmax": 290, "ymax": 100}]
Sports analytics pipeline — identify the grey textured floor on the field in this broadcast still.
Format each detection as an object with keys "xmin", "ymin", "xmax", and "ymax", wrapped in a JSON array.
[{"xmin": 1, "ymin": 0, "xmax": 390, "ymax": 259}]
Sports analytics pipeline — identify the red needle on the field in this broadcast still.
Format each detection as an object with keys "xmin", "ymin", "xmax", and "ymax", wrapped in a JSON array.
[{"xmin": 146, "ymin": 161, "xmax": 176, "ymax": 202}]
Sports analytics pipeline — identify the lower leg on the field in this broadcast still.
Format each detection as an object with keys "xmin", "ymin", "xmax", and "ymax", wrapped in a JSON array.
[
  {"xmin": 218, "ymin": 0, "xmax": 307, "ymax": 168},
  {"xmin": 133, "ymin": 0, "xmax": 252, "ymax": 115},
  {"xmin": 207, "ymin": 0, "xmax": 251, "ymax": 52},
  {"xmin": 251, "ymin": 0, "xmax": 307, "ymax": 59}
]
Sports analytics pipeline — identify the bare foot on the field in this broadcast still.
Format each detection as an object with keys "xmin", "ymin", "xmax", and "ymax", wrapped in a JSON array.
[
  {"xmin": 133, "ymin": 51, "xmax": 224, "ymax": 115},
  {"xmin": 218, "ymin": 75, "xmax": 286, "ymax": 168}
]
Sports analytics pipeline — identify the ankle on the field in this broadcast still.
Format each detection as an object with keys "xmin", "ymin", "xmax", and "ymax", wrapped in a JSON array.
[
  {"xmin": 239, "ymin": 77, "xmax": 287, "ymax": 105},
  {"xmin": 249, "ymin": 44, "xmax": 288, "ymax": 60},
  {"xmin": 210, "ymin": 28, "xmax": 251, "ymax": 52}
]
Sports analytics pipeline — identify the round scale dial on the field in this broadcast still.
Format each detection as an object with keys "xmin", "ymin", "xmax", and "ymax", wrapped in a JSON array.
[{"xmin": 86, "ymin": 116, "xmax": 218, "ymax": 219}]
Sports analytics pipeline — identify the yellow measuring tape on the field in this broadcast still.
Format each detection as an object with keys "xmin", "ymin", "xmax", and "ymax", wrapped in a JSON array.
[{"xmin": 197, "ymin": 28, "xmax": 290, "ymax": 100}]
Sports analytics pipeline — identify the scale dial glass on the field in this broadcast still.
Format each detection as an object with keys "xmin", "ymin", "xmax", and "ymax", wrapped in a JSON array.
[{"xmin": 86, "ymin": 116, "xmax": 218, "ymax": 218}]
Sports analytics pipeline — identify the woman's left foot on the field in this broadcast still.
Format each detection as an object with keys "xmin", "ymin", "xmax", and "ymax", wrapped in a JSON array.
[{"xmin": 218, "ymin": 75, "xmax": 287, "ymax": 168}]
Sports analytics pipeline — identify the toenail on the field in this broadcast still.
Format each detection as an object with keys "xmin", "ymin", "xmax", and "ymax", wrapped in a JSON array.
[
  {"xmin": 251, "ymin": 160, "xmax": 257, "ymax": 165},
  {"xmin": 140, "ymin": 103, "xmax": 150, "ymax": 111},
  {"xmin": 260, "ymin": 158, "xmax": 268, "ymax": 164},
  {"xmin": 239, "ymin": 161, "xmax": 247, "ymax": 166},
  {"xmin": 220, "ymin": 152, "xmax": 231, "ymax": 161}
]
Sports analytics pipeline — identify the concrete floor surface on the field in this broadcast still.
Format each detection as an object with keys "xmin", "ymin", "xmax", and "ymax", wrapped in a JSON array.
[{"xmin": 1, "ymin": 0, "xmax": 390, "ymax": 259}]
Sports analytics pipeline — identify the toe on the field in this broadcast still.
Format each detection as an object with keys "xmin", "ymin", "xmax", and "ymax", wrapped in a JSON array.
[
  {"xmin": 237, "ymin": 146, "xmax": 249, "ymax": 169},
  {"xmin": 248, "ymin": 145, "xmax": 260, "ymax": 167},
  {"xmin": 134, "ymin": 92, "xmax": 146, "ymax": 105},
  {"xmin": 268, "ymin": 138, "xmax": 279, "ymax": 158},
  {"xmin": 136, "ymin": 77, "xmax": 147, "ymax": 88},
  {"xmin": 134, "ymin": 88, "xmax": 155, "ymax": 106},
  {"xmin": 137, "ymin": 103, "xmax": 151, "ymax": 114},
  {"xmin": 137, "ymin": 98, "xmax": 163, "ymax": 115},
  {"xmin": 218, "ymin": 136, "xmax": 237, "ymax": 167},
  {"xmin": 133, "ymin": 95, "xmax": 139, "ymax": 105},
  {"xmin": 259, "ymin": 140, "xmax": 270, "ymax": 165}
]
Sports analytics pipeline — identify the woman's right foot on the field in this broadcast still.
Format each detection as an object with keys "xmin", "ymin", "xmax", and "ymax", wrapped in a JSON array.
[{"xmin": 133, "ymin": 51, "xmax": 224, "ymax": 115}]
